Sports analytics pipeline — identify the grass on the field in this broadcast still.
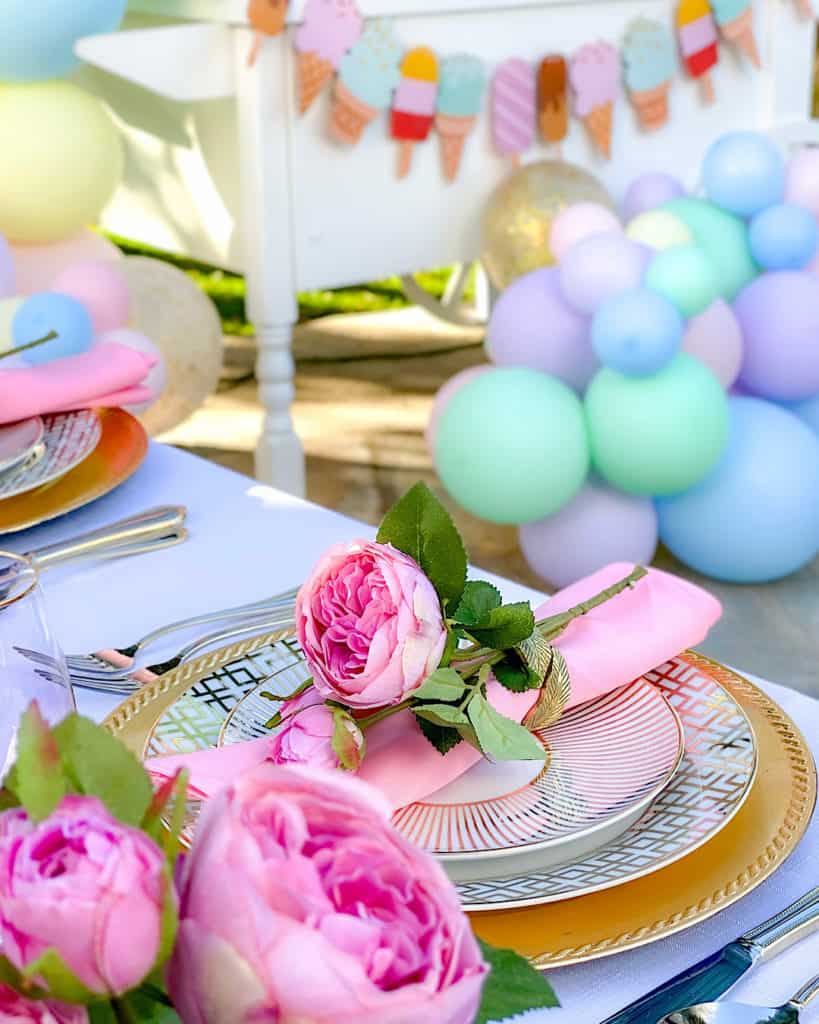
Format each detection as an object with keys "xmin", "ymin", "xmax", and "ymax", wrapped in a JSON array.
[{"xmin": 108, "ymin": 233, "xmax": 456, "ymax": 336}]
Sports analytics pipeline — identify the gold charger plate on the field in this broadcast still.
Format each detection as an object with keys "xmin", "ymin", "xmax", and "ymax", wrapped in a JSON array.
[
  {"xmin": 0, "ymin": 408, "xmax": 148, "ymax": 534},
  {"xmin": 103, "ymin": 640, "xmax": 816, "ymax": 969}
]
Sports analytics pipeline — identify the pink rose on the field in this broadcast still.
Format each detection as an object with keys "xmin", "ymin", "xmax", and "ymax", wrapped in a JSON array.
[
  {"xmin": 269, "ymin": 689, "xmax": 365, "ymax": 771},
  {"xmin": 296, "ymin": 541, "xmax": 447, "ymax": 709},
  {"xmin": 0, "ymin": 987, "xmax": 87, "ymax": 1024},
  {"xmin": 168, "ymin": 765, "xmax": 488, "ymax": 1024},
  {"xmin": 0, "ymin": 797, "xmax": 174, "ymax": 997}
]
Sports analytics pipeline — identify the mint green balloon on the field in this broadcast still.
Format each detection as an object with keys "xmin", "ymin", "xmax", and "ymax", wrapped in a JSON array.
[
  {"xmin": 585, "ymin": 353, "xmax": 729, "ymax": 496},
  {"xmin": 644, "ymin": 245, "xmax": 718, "ymax": 318},
  {"xmin": 663, "ymin": 198, "xmax": 758, "ymax": 301},
  {"xmin": 435, "ymin": 367, "xmax": 590, "ymax": 524}
]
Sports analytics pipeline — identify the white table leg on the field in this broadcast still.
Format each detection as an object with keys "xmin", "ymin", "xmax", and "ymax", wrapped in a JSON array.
[{"xmin": 253, "ymin": 321, "xmax": 305, "ymax": 492}]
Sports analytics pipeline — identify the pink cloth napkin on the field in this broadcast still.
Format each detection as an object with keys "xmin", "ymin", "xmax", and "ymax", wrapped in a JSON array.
[
  {"xmin": 147, "ymin": 563, "xmax": 721, "ymax": 810},
  {"xmin": 0, "ymin": 343, "xmax": 155, "ymax": 424}
]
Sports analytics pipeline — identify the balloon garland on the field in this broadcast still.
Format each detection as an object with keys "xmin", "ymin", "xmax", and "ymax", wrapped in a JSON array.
[{"xmin": 431, "ymin": 133, "xmax": 819, "ymax": 584}]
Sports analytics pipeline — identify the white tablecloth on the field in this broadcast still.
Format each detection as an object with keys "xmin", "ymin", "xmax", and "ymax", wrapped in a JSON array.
[{"xmin": 7, "ymin": 443, "xmax": 819, "ymax": 1024}]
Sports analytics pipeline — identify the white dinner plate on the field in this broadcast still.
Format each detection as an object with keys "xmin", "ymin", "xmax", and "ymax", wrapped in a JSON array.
[
  {"xmin": 0, "ymin": 410, "xmax": 101, "ymax": 502},
  {"xmin": 0, "ymin": 417, "xmax": 43, "ymax": 476}
]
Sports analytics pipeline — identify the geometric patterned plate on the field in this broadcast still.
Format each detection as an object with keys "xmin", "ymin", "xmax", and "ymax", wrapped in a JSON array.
[
  {"xmin": 222, "ymin": 670, "xmax": 685, "ymax": 882},
  {"xmin": 0, "ymin": 410, "xmax": 101, "ymax": 500},
  {"xmin": 136, "ymin": 637, "xmax": 755, "ymax": 910},
  {"xmin": 0, "ymin": 417, "xmax": 43, "ymax": 475}
]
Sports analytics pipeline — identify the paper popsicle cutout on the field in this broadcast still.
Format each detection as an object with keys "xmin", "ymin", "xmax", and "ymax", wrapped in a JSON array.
[
  {"xmin": 330, "ymin": 19, "xmax": 402, "ymax": 145},
  {"xmin": 435, "ymin": 54, "xmax": 486, "ymax": 182},
  {"xmin": 677, "ymin": 0, "xmax": 719, "ymax": 103},
  {"xmin": 538, "ymin": 55, "xmax": 569, "ymax": 150},
  {"xmin": 623, "ymin": 18, "xmax": 677, "ymax": 131},
  {"xmin": 295, "ymin": 0, "xmax": 363, "ymax": 114},
  {"xmin": 569, "ymin": 41, "xmax": 620, "ymax": 159},
  {"xmin": 712, "ymin": 0, "xmax": 761, "ymax": 67},
  {"xmin": 247, "ymin": 0, "xmax": 288, "ymax": 67},
  {"xmin": 492, "ymin": 58, "xmax": 536, "ymax": 165},
  {"xmin": 391, "ymin": 47, "xmax": 439, "ymax": 179}
]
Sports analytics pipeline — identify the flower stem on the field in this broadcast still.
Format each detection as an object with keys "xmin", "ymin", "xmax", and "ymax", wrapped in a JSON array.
[
  {"xmin": 0, "ymin": 330, "xmax": 58, "ymax": 361},
  {"xmin": 112, "ymin": 998, "xmax": 138, "ymax": 1024},
  {"xmin": 536, "ymin": 566, "xmax": 648, "ymax": 640},
  {"xmin": 357, "ymin": 697, "xmax": 415, "ymax": 730}
]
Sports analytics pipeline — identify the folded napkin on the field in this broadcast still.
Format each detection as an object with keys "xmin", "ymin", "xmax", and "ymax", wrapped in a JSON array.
[
  {"xmin": 0, "ymin": 343, "xmax": 156, "ymax": 424},
  {"xmin": 147, "ymin": 563, "xmax": 721, "ymax": 810}
]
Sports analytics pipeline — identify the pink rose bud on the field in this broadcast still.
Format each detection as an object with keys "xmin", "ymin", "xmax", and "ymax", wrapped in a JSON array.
[
  {"xmin": 0, "ymin": 986, "xmax": 87, "ymax": 1024},
  {"xmin": 168, "ymin": 765, "xmax": 488, "ymax": 1024},
  {"xmin": 296, "ymin": 540, "xmax": 447, "ymax": 709},
  {"xmin": 269, "ymin": 693, "xmax": 364, "ymax": 772},
  {"xmin": 0, "ymin": 797, "xmax": 174, "ymax": 997}
]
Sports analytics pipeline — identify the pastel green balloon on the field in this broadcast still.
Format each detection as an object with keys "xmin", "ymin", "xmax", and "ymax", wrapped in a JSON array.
[
  {"xmin": 644, "ymin": 245, "xmax": 718, "ymax": 318},
  {"xmin": 585, "ymin": 353, "xmax": 729, "ymax": 496},
  {"xmin": 626, "ymin": 210, "xmax": 692, "ymax": 251},
  {"xmin": 662, "ymin": 198, "xmax": 758, "ymax": 301},
  {"xmin": 435, "ymin": 367, "xmax": 590, "ymax": 524}
]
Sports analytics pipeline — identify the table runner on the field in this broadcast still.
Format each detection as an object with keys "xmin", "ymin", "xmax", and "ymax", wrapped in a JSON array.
[{"xmin": 7, "ymin": 443, "xmax": 818, "ymax": 1023}]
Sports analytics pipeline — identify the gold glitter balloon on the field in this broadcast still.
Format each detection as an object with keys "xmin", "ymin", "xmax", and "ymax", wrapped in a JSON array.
[{"xmin": 481, "ymin": 160, "xmax": 616, "ymax": 290}]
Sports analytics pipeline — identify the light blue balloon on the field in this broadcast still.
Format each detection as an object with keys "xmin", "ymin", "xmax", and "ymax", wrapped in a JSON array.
[
  {"xmin": 702, "ymin": 132, "xmax": 786, "ymax": 218},
  {"xmin": 780, "ymin": 393, "xmax": 819, "ymax": 436},
  {"xmin": 657, "ymin": 397, "xmax": 819, "ymax": 582},
  {"xmin": 13, "ymin": 292, "xmax": 94, "ymax": 365},
  {"xmin": 591, "ymin": 288, "xmax": 683, "ymax": 377},
  {"xmin": 0, "ymin": 1, "xmax": 128, "ymax": 81},
  {"xmin": 749, "ymin": 203, "xmax": 818, "ymax": 270}
]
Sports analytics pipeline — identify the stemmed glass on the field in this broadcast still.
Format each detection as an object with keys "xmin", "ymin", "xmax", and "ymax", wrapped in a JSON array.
[{"xmin": 0, "ymin": 552, "xmax": 74, "ymax": 777}]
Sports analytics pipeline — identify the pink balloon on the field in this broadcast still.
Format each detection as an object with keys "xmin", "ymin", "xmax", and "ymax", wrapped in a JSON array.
[
  {"xmin": 550, "ymin": 202, "xmax": 622, "ymax": 262},
  {"xmin": 426, "ymin": 365, "xmax": 491, "ymax": 453},
  {"xmin": 785, "ymin": 149, "xmax": 819, "ymax": 218},
  {"xmin": 681, "ymin": 299, "xmax": 744, "ymax": 389},
  {"xmin": 100, "ymin": 328, "xmax": 166, "ymax": 413},
  {"xmin": 53, "ymin": 260, "xmax": 130, "ymax": 333},
  {"xmin": 519, "ymin": 478, "xmax": 658, "ymax": 588},
  {"xmin": 11, "ymin": 230, "xmax": 121, "ymax": 296}
]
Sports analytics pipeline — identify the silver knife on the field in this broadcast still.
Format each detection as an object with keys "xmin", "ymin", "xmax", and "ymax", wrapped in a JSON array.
[{"xmin": 600, "ymin": 886, "xmax": 819, "ymax": 1024}]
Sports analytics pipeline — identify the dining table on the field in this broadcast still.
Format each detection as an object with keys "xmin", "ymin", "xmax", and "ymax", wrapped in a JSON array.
[{"xmin": 5, "ymin": 440, "xmax": 818, "ymax": 1024}]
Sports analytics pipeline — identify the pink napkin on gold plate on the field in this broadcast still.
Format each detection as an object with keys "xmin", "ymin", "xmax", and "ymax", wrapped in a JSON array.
[
  {"xmin": 147, "ymin": 563, "xmax": 721, "ymax": 810},
  {"xmin": 0, "ymin": 343, "xmax": 155, "ymax": 424}
]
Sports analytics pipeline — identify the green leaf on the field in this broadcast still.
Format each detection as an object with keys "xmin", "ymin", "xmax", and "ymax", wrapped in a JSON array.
[
  {"xmin": 470, "ymin": 603, "xmax": 535, "ymax": 651},
  {"xmin": 493, "ymin": 655, "xmax": 541, "ymax": 694},
  {"xmin": 331, "ymin": 710, "xmax": 365, "ymax": 772},
  {"xmin": 413, "ymin": 703, "xmax": 470, "ymax": 729},
  {"xmin": 141, "ymin": 769, "xmax": 183, "ymax": 845},
  {"xmin": 126, "ymin": 991, "xmax": 182, "ymax": 1024},
  {"xmin": 453, "ymin": 581, "xmax": 502, "ymax": 627},
  {"xmin": 156, "ymin": 868, "xmax": 178, "ymax": 968},
  {"xmin": 89, "ymin": 1004, "xmax": 118, "ymax": 1024},
  {"xmin": 467, "ymin": 695, "xmax": 546, "ymax": 762},
  {"xmin": 11, "ymin": 703, "xmax": 67, "ymax": 823},
  {"xmin": 376, "ymin": 482, "xmax": 467, "ymax": 608},
  {"xmin": 415, "ymin": 716, "xmax": 463, "ymax": 756},
  {"xmin": 475, "ymin": 939, "xmax": 559, "ymax": 1024},
  {"xmin": 411, "ymin": 668, "xmax": 467, "ymax": 703},
  {"xmin": 0, "ymin": 787, "xmax": 20, "ymax": 812},
  {"xmin": 21, "ymin": 948, "xmax": 100, "ymax": 1004},
  {"xmin": 52, "ymin": 715, "xmax": 153, "ymax": 827},
  {"xmin": 162, "ymin": 770, "xmax": 190, "ymax": 862}
]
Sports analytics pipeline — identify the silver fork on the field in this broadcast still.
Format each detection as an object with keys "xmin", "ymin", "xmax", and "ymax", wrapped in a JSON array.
[
  {"xmin": 19, "ymin": 610, "xmax": 297, "ymax": 695},
  {"xmin": 60, "ymin": 587, "xmax": 300, "ymax": 678}
]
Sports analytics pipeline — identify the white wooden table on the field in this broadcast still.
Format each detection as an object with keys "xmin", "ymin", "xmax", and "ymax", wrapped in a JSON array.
[{"xmin": 76, "ymin": 0, "xmax": 818, "ymax": 494}]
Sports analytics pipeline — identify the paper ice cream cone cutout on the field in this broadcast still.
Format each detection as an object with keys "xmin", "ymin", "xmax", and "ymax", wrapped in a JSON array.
[
  {"xmin": 538, "ymin": 56, "xmax": 569, "ymax": 146},
  {"xmin": 492, "ymin": 58, "xmax": 536, "ymax": 163},
  {"xmin": 583, "ymin": 103, "xmax": 613, "ymax": 158},
  {"xmin": 677, "ymin": 0, "xmax": 720, "ymax": 103},
  {"xmin": 436, "ymin": 114, "xmax": 475, "ymax": 182},
  {"xmin": 722, "ymin": 8, "xmax": 761, "ymax": 66},
  {"xmin": 632, "ymin": 82, "xmax": 671, "ymax": 131},
  {"xmin": 623, "ymin": 18, "xmax": 676, "ymax": 132},
  {"xmin": 391, "ymin": 47, "xmax": 439, "ymax": 180},
  {"xmin": 247, "ymin": 0, "xmax": 288, "ymax": 66},
  {"xmin": 298, "ymin": 52, "xmax": 334, "ymax": 114},
  {"xmin": 435, "ymin": 55, "xmax": 485, "ymax": 182},
  {"xmin": 331, "ymin": 80, "xmax": 378, "ymax": 144},
  {"xmin": 797, "ymin": 0, "xmax": 813, "ymax": 17}
]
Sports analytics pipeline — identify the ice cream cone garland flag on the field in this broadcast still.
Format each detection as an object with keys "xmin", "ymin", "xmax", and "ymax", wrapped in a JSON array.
[
  {"xmin": 538, "ymin": 55, "xmax": 569, "ymax": 151},
  {"xmin": 677, "ymin": 0, "xmax": 720, "ymax": 103},
  {"xmin": 295, "ymin": 0, "xmax": 363, "ymax": 115},
  {"xmin": 569, "ymin": 42, "xmax": 620, "ymax": 159},
  {"xmin": 712, "ymin": 0, "xmax": 761, "ymax": 67},
  {"xmin": 391, "ymin": 47, "xmax": 439, "ymax": 179},
  {"xmin": 247, "ymin": 0, "xmax": 288, "ymax": 66},
  {"xmin": 330, "ymin": 19, "xmax": 401, "ymax": 145},
  {"xmin": 435, "ymin": 55, "xmax": 486, "ymax": 183},
  {"xmin": 492, "ymin": 58, "xmax": 536, "ymax": 165},
  {"xmin": 623, "ymin": 18, "xmax": 677, "ymax": 131}
]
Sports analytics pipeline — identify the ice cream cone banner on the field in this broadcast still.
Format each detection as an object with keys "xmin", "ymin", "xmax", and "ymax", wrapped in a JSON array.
[
  {"xmin": 796, "ymin": 0, "xmax": 814, "ymax": 17},
  {"xmin": 390, "ymin": 47, "xmax": 439, "ymax": 180},
  {"xmin": 632, "ymin": 83, "xmax": 670, "ymax": 131},
  {"xmin": 331, "ymin": 80, "xmax": 378, "ymax": 144},
  {"xmin": 721, "ymin": 8, "xmax": 761, "ymax": 67},
  {"xmin": 569, "ymin": 42, "xmax": 619, "ymax": 161},
  {"xmin": 298, "ymin": 52, "xmax": 334, "ymax": 114},
  {"xmin": 247, "ymin": 0, "xmax": 288, "ymax": 66},
  {"xmin": 584, "ymin": 103, "xmax": 613, "ymax": 159},
  {"xmin": 436, "ymin": 55, "xmax": 485, "ymax": 183},
  {"xmin": 699, "ymin": 71, "xmax": 716, "ymax": 103},
  {"xmin": 436, "ymin": 113, "xmax": 475, "ymax": 182},
  {"xmin": 331, "ymin": 19, "xmax": 401, "ymax": 145}
]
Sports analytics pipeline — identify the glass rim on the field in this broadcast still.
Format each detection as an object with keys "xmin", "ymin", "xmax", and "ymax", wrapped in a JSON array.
[{"xmin": 0, "ymin": 550, "xmax": 38, "ymax": 609}]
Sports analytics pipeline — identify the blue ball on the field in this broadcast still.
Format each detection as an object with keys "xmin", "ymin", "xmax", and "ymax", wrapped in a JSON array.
[
  {"xmin": 591, "ymin": 288, "xmax": 683, "ymax": 377},
  {"xmin": 13, "ymin": 293, "xmax": 94, "ymax": 365},
  {"xmin": 749, "ymin": 203, "xmax": 818, "ymax": 270},
  {"xmin": 702, "ymin": 132, "xmax": 786, "ymax": 218},
  {"xmin": 0, "ymin": 1, "xmax": 128, "ymax": 81},
  {"xmin": 657, "ymin": 397, "xmax": 819, "ymax": 582},
  {"xmin": 780, "ymin": 393, "xmax": 819, "ymax": 436}
]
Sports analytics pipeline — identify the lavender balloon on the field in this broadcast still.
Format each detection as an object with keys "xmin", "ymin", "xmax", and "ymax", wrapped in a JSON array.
[
  {"xmin": 486, "ymin": 267, "xmax": 598, "ymax": 391},
  {"xmin": 682, "ymin": 299, "xmax": 743, "ymax": 389},
  {"xmin": 622, "ymin": 172, "xmax": 685, "ymax": 221},
  {"xmin": 558, "ymin": 233, "xmax": 649, "ymax": 315},
  {"xmin": 519, "ymin": 477, "xmax": 658, "ymax": 588},
  {"xmin": 735, "ymin": 271, "xmax": 819, "ymax": 400}
]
